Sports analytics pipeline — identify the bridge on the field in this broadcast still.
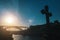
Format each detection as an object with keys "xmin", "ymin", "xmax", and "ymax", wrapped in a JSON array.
[
  {"xmin": 0, "ymin": 26, "xmax": 28, "ymax": 31},
  {"xmin": 0, "ymin": 26, "xmax": 28, "ymax": 35}
]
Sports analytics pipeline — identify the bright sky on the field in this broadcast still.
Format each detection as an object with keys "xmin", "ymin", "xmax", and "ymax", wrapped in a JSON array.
[{"xmin": 0, "ymin": 0, "xmax": 60, "ymax": 26}]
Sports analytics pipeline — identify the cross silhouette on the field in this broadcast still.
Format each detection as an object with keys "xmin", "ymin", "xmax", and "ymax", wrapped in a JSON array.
[{"xmin": 41, "ymin": 5, "xmax": 52, "ymax": 24}]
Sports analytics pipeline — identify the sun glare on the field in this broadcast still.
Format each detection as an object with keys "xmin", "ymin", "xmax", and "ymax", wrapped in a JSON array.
[
  {"xmin": 5, "ymin": 17, "xmax": 13, "ymax": 24},
  {"xmin": 3, "ymin": 15, "xmax": 16, "ymax": 26},
  {"xmin": 1, "ymin": 10, "xmax": 19, "ymax": 26}
]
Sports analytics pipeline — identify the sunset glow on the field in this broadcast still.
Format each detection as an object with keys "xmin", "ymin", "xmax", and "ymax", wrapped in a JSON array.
[
  {"xmin": 1, "ymin": 10, "xmax": 19, "ymax": 26},
  {"xmin": 5, "ymin": 16, "xmax": 14, "ymax": 24}
]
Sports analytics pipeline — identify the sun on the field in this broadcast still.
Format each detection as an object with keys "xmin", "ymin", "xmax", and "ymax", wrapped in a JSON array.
[
  {"xmin": 1, "ymin": 10, "xmax": 20, "ymax": 26},
  {"xmin": 2, "ymin": 13, "xmax": 16, "ymax": 26},
  {"xmin": 5, "ymin": 17, "xmax": 13, "ymax": 24},
  {"xmin": 2, "ymin": 14, "xmax": 19, "ymax": 26}
]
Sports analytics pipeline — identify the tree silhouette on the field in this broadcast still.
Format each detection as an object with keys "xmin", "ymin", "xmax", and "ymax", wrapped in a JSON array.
[{"xmin": 41, "ymin": 5, "xmax": 52, "ymax": 24}]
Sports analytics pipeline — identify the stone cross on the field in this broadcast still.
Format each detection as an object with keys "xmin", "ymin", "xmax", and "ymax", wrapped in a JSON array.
[{"xmin": 41, "ymin": 5, "xmax": 52, "ymax": 24}]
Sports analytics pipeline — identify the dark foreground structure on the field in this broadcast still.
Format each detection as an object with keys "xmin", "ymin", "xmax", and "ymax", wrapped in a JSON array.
[{"xmin": 25, "ymin": 21, "xmax": 60, "ymax": 40}]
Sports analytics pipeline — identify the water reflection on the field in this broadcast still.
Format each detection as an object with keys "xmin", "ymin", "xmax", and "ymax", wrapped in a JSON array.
[{"xmin": 12, "ymin": 34, "xmax": 41, "ymax": 40}]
